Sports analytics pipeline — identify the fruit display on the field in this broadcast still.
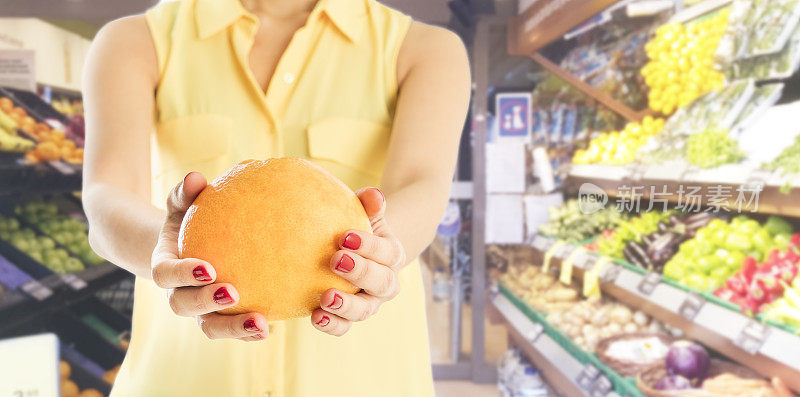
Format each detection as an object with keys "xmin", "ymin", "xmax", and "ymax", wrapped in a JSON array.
[
  {"xmin": 639, "ymin": 79, "xmax": 755, "ymax": 164},
  {"xmin": 60, "ymin": 360, "xmax": 105, "ymax": 397},
  {"xmin": 715, "ymin": 239, "xmax": 800, "ymax": 315},
  {"xmin": 538, "ymin": 199, "xmax": 626, "ymax": 244},
  {"xmin": 52, "ymin": 98, "xmax": 84, "ymax": 117},
  {"xmin": 763, "ymin": 275, "xmax": 800, "ymax": 329},
  {"xmin": 686, "ymin": 129, "xmax": 744, "ymax": 168},
  {"xmin": 0, "ymin": 215, "xmax": 85, "ymax": 274},
  {"xmin": 594, "ymin": 210, "xmax": 673, "ymax": 260},
  {"xmin": 641, "ymin": 10, "xmax": 729, "ymax": 115},
  {"xmin": 662, "ymin": 216, "xmax": 793, "ymax": 292},
  {"xmin": 0, "ymin": 98, "xmax": 36, "ymax": 153},
  {"xmin": 102, "ymin": 365, "xmax": 121, "ymax": 385},
  {"xmin": 623, "ymin": 213, "xmax": 713, "ymax": 272},
  {"xmin": 572, "ymin": 116, "xmax": 665, "ymax": 165},
  {"xmin": 0, "ymin": 95, "xmax": 83, "ymax": 163},
  {"xmin": 15, "ymin": 201, "xmax": 104, "ymax": 265},
  {"xmin": 178, "ymin": 158, "xmax": 370, "ymax": 321}
]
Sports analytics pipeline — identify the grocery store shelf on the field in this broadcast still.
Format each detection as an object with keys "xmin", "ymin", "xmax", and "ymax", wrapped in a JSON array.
[
  {"xmin": 670, "ymin": 0, "xmax": 732, "ymax": 23},
  {"xmin": 529, "ymin": 53, "xmax": 654, "ymax": 122},
  {"xmin": 0, "ymin": 161, "xmax": 82, "ymax": 195},
  {"xmin": 527, "ymin": 235, "xmax": 800, "ymax": 393},
  {"xmin": 0, "ymin": 264, "xmax": 129, "ymax": 335},
  {"xmin": 566, "ymin": 163, "xmax": 800, "ymax": 218},
  {"xmin": 489, "ymin": 293, "xmax": 616, "ymax": 397}
]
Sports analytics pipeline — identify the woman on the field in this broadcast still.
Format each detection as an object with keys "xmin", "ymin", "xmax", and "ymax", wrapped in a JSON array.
[{"xmin": 82, "ymin": 0, "xmax": 469, "ymax": 395}]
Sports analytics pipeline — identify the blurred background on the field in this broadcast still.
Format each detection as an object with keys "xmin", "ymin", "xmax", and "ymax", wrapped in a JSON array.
[{"xmin": 1, "ymin": 0, "xmax": 800, "ymax": 396}]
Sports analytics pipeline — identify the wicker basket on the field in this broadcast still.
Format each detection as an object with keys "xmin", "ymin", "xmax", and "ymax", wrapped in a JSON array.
[
  {"xmin": 636, "ymin": 358, "xmax": 764, "ymax": 397},
  {"xmin": 596, "ymin": 332, "xmax": 675, "ymax": 377}
]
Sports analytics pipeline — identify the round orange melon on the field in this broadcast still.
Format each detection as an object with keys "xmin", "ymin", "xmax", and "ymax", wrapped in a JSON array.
[{"xmin": 178, "ymin": 158, "xmax": 369, "ymax": 321}]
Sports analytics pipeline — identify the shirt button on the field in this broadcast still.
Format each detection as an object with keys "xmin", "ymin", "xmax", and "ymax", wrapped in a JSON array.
[{"xmin": 282, "ymin": 72, "xmax": 295, "ymax": 84}]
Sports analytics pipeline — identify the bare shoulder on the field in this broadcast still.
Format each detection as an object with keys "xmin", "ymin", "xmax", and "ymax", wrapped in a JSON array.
[
  {"xmin": 397, "ymin": 21, "xmax": 470, "ymax": 85},
  {"xmin": 84, "ymin": 15, "xmax": 158, "ymax": 86}
]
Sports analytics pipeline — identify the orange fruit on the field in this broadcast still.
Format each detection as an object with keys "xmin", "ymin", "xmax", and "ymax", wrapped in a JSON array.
[
  {"xmin": 36, "ymin": 141, "xmax": 60, "ymax": 161},
  {"xmin": 179, "ymin": 158, "xmax": 369, "ymax": 321},
  {"xmin": 0, "ymin": 97, "xmax": 12, "ymax": 113},
  {"xmin": 60, "ymin": 361, "xmax": 71, "ymax": 380},
  {"xmin": 78, "ymin": 389, "xmax": 103, "ymax": 397},
  {"xmin": 61, "ymin": 380, "xmax": 79, "ymax": 397}
]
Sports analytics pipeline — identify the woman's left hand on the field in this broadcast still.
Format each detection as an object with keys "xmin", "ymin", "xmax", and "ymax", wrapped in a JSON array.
[{"xmin": 311, "ymin": 187, "xmax": 406, "ymax": 336}]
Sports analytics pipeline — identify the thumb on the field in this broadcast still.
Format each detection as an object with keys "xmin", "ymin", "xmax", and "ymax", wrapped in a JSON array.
[
  {"xmin": 355, "ymin": 187, "xmax": 385, "ymax": 221},
  {"xmin": 166, "ymin": 172, "xmax": 207, "ymax": 218}
]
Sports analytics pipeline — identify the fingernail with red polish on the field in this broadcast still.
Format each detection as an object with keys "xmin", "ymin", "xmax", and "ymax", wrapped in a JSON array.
[
  {"xmin": 335, "ymin": 254, "xmax": 355, "ymax": 273},
  {"xmin": 193, "ymin": 265, "xmax": 212, "ymax": 282},
  {"xmin": 213, "ymin": 287, "xmax": 234, "ymax": 305},
  {"xmin": 342, "ymin": 233, "xmax": 361, "ymax": 250},
  {"xmin": 243, "ymin": 318, "xmax": 261, "ymax": 332},
  {"xmin": 327, "ymin": 293, "xmax": 343, "ymax": 309},
  {"xmin": 315, "ymin": 316, "xmax": 330, "ymax": 327}
]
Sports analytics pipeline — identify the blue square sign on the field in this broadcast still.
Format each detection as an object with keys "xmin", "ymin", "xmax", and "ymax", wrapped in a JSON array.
[{"xmin": 496, "ymin": 93, "xmax": 532, "ymax": 138}]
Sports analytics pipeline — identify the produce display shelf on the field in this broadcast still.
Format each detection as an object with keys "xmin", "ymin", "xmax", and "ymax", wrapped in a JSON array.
[
  {"xmin": 0, "ymin": 161, "xmax": 82, "ymax": 195},
  {"xmin": 566, "ymin": 164, "xmax": 800, "ymax": 218},
  {"xmin": 528, "ymin": 234, "xmax": 800, "ymax": 392},
  {"xmin": 489, "ymin": 292, "xmax": 626, "ymax": 397},
  {"xmin": 0, "ymin": 263, "xmax": 129, "ymax": 336}
]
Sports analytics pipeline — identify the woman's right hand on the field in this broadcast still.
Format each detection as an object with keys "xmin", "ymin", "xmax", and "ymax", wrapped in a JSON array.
[{"xmin": 150, "ymin": 172, "xmax": 268, "ymax": 341}]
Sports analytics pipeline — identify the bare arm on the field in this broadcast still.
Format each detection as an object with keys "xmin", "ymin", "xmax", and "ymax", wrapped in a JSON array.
[
  {"xmin": 311, "ymin": 23, "xmax": 470, "ymax": 336},
  {"xmin": 81, "ymin": 16, "xmax": 163, "ymax": 279},
  {"xmin": 382, "ymin": 22, "xmax": 471, "ymax": 262}
]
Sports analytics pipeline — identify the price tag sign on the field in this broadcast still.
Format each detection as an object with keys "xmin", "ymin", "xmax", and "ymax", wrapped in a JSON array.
[
  {"xmin": 60, "ymin": 274, "xmax": 87, "ymax": 291},
  {"xmin": 637, "ymin": 272, "xmax": 661, "ymax": 296},
  {"xmin": 19, "ymin": 280, "xmax": 52, "ymax": 301},
  {"xmin": 590, "ymin": 375, "xmax": 612, "ymax": 397},
  {"xmin": 526, "ymin": 322, "xmax": 544, "ymax": 344},
  {"xmin": 0, "ymin": 333, "xmax": 60, "ymax": 397},
  {"xmin": 600, "ymin": 263, "xmax": 621, "ymax": 284},
  {"xmin": 575, "ymin": 251, "xmax": 596, "ymax": 269},
  {"xmin": 542, "ymin": 241, "xmax": 565, "ymax": 274},
  {"xmin": 678, "ymin": 292, "xmax": 705, "ymax": 321},
  {"xmin": 48, "ymin": 161, "xmax": 77, "ymax": 175},
  {"xmin": 575, "ymin": 363, "xmax": 600, "ymax": 390},
  {"xmin": 555, "ymin": 244, "xmax": 574, "ymax": 259},
  {"xmin": 532, "ymin": 235, "xmax": 553, "ymax": 251},
  {"xmin": 734, "ymin": 320, "xmax": 770, "ymax": 355}
]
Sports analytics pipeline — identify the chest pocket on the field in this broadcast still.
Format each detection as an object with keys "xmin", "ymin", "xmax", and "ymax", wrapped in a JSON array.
[
  {"xmin": 307, "ymin": 118, "xmax": 391, "ymax": 180},
  {"xmin": 153, "ymin": 114, "xmax": 233, "ymax": 180}
]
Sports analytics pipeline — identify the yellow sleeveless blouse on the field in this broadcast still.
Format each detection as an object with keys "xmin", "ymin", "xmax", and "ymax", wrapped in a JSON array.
[{"xmin": 110, "ymin": 0, "xmax": 434, "ymax": 396}]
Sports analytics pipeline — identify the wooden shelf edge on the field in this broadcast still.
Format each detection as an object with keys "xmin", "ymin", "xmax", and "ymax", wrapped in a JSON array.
[
  {"xmin": 564, "ymin": 173, "xmax": 800, "ymax": 219},
  {"xmin": 529, "ymin": 52, "xmax": 648, "ymax": 122}
]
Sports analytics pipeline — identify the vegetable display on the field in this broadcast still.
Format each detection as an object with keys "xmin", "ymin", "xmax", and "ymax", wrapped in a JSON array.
[
  {"xmin": 595, "ymin": 211, "xmax": 673, "ymax": 260},
  {"xmin": 623, "ymin": 213, "xmax": 712, "ymax": 272},
  {"xmin": 665, "ymin": 340, "xmax": 710, "ymax": 384},
  {"xmin": 662, "ymin": 217, "xmax": 790, "ymax": 292},
  {"xmin": 686, "ymin": 129, "xmax": 744, "ymax": 168},
  {"xmin": 538, "ymin": 200, "xmax": 626, "ymax": 244}
]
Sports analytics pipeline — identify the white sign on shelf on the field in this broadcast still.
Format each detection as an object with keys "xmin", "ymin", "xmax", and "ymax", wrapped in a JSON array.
[
  {"xmin": 0, "ymin": 50, "xmax": 35, "ymax": 92},
  {"xmin": 486, "ymin": 194, "xmax": 525, "ymax": 244},
  {"xmin": 60, "ymin": 274, "xmax": 87, "ymax": 290},
  {"xmin": 0, "ymin": 333, "xmax": 60, "ymax": 397},
  {"xmin": 486, "ymin": 142, "xmax": 526, "ymax": 193}
]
